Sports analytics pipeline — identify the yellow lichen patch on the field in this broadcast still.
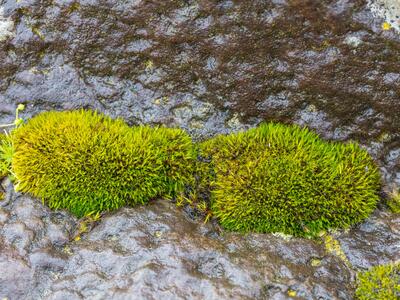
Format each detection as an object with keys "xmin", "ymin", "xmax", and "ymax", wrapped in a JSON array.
[
  {"xmin": 68, "ymin": 2, "xmax": 81, "ymax": 14},
  {"xmin": 287, "ymin": 289, "xmax": 297, "ymax": 297},
  {"xmin": 382, "ymin": 22, "xmax": 392, "ymax": 31},
  {"xmin": 153, "ymin": 96, "xmax": 169, "ymax": 106},
  {"xmin": 154, "ymin": 231, "xmax": 163, "ymax": 238},
  {"xmin": 31, "ymin": 26, "xmax": 44, "ymax": 40},
  {"xmin": 73, "ymin": 212, "xmax": 101, "ymax": 241},
  {"xmin": 310, "ymin": 258, "xmax": 322, "ymax": 267},
  {"xmin": 62, "ymin": 246, "xmax": 73, "ymax": 255},
  {"xmin": 145, "ymin": 60, "xmax": 154, "ymax": 70}
]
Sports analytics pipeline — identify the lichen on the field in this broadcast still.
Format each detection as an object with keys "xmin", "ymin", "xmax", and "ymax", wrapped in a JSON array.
[{"xmin": 323, "ymin": 234, "xmax": 351, "ymax": 266}]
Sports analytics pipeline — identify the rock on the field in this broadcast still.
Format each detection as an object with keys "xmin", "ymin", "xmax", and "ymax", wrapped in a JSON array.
[
  {"xmin": 2, "ymin": 222, "xmax": 35, "ymax": 256},
  {"xmin": 0, "ymin": 243, "xmax": 34, "ymax": 300},
  {"xmin": 29, "ymin": 248, "xmax": 67, "ymax": 271},
  {"xmin": 0, "ymin": 1, "xmax": 400, "ymax": 298},
  {"xmin": 368, "ymin": 0, "xmax": 400, "ymax": 33},
  {"xmin": 337, "ymin": 210, "xmax": 400, "ymax": 269},
  {"xmin": 0, "ymin": 7, "xmax": 14, "ymax": 42},
  {"xmin": 0, "ymin": 189, "xmax": 352, "ymax": 299},
  {"xmin": 1, "ymin": 184, "xmax": 399, "ymax": 299}
]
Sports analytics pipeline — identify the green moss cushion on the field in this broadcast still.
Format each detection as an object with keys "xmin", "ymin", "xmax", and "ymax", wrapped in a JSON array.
[
  {"xmin": 200, "ymin": 123, "xmax": 380, "ymax": 237},
  {"xmin": 12, "ymin": 110, "xmax": 195, "ymax": 217},
  {"xmin": 356, "ymin": 263, "xmax": 400, "ymax": 300}
]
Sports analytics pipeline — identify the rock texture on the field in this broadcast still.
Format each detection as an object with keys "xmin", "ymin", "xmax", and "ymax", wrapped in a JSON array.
[{"xmin": 0, "ymin": 179, "xmax": 399, "ymax": 300}]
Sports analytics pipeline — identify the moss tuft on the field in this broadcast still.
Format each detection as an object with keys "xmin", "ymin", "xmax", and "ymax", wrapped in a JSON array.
[
  {"xmin": 0, "ymin": 132, "xmax": 14, "ymax": 179},
  {"xmin": 356, "ymin": 263, "xmax": 400, "ymax": 300},
  {"xmin": 12, "ymin": 110, "xmax": 195, "ymax": 217},
  {"xmin": 200, "ymin": 123, "xmax": 381, "ymax": 237}
]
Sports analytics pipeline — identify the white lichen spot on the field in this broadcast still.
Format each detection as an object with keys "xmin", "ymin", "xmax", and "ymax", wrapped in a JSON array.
[
  {"xmin": 226, "ymin": 113, "xmax": 242, "ymax": 129},
  {"xmin": 344, "ymin": 35, "xmax": 363, "ymax": 47},
  {"xmin": 368, "ymin": 0, "xmax": 400, "ymax": 33},
  {"xmin": 0, "ymin": 7, "xmax": 15, "ymax": 42}
]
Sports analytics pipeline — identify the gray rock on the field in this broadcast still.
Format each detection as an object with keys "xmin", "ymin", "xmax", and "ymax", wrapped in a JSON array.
[
  {"xmin": 0, "ymin": 1, "xmax": 400, "ymax": 299},
  {"xmin": 0, "ymin": 183, "xmax": 399, "ymax": 299}
]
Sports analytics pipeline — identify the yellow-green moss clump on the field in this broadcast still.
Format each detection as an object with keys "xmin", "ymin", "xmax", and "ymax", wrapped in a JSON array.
[
  {"xmin": 356, "ymin": 263, "xmax": 400, "ymax": 300},
  {"xmin": 12, "ymin": 110, "xmax": 195, "ymax": 217},
  {"xmin": 200, "ymin": 123, "xmax": 380, "ymax": 237}
]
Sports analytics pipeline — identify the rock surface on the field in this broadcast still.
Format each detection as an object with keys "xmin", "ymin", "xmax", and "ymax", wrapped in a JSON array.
[
  {"xmin": 0, "ymin": 179, "xmax": 399, "ymax": 300},
  {"xmin": 1, "ymin": 1, "xmax": 400, "ymax": 299}
]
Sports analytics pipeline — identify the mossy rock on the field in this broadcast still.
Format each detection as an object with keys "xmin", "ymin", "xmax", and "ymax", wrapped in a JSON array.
[
  {"xmin": 200, "ymin": 123, "xmax": 381, "ymax": 237},
  {"xmin": 356, "ymin": 263, "xmax": 400, "ymax": 300},
  {"xmin": 12, "ymin": 110, "xmax": 196, "ymax": 217}
]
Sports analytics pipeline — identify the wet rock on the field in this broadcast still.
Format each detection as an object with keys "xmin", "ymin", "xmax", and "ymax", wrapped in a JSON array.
[
  {"xmin": 44, "ymin": 202, "xmax": 352, "ymax": 300},
  {"xmin": 0, "ymin": 177, "xmax": 399, "ymax": 299},
  {"xmin": 0, "ymin": 186, "xmax": 361, "ymax": 299},
  {"xmin": 0, "ymin": 208, "xmax": 10, "ymax": 224},
  {"xmin": 0, "ymin": 1, "xmax": 400, "ymax": 299},
  {"xmin": 337, "ymin": 210, "xmax": 400, "ymax": 270},
  {"xmin": 0, "ymin": 244, "xmax": 34, "ymax": 300},
  {"xmin": 2, "ymin": 221, "xmax": 35, "ymax": 256},
  {"xmin": 29, "ymin": 248, "xmax": 67, "ymax": 271}
]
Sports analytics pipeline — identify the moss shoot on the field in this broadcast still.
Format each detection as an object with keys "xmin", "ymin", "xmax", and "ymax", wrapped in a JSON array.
[
  {"xmin": 0, "ymin": 132, "xmax": 14, "ymax": 179},
  {"xmin": 12, "ymin": 110, "xmax": 196, "ymax": 217},
  {"xmin": 200, "ymin": 123, "xmax": 381, "ymax": 237},
  {"xmin": 356, "ymin": 263, "xmax": 400, "ymax": 300}
]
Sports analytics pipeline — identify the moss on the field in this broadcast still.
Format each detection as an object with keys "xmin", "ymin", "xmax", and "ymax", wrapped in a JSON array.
[
  {"xmin": 356, "ymin": 263, "xmax": 400, "ymax": 300},
  {"xmin": 323, "ymin": 234, "xmax": 350, "ymax": 266},
  {"xmin": 0, "ymin": 132, "xmax": 14, "ymax": 179},
  {"xmin": 12, "ymin": 110, "xmax": 196, "ymax": 217},
  {"xmin": 7, "ymin": 112, "xmax": 382, "ymax": 233},
  {"xmin": 200, "ymin": 123, "xmax": 381, "ymax": 237},
  {"xmin": 387, "ymin": 187, "xmax": 400, "ymax": 214}
]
